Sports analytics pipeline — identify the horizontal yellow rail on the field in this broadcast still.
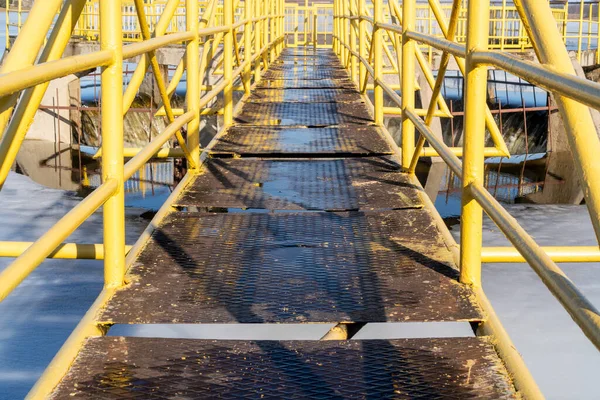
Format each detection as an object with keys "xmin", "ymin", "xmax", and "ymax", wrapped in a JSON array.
[{"xmin": 0, "ymin": 242, "xmax": 133, "ymax": 260}]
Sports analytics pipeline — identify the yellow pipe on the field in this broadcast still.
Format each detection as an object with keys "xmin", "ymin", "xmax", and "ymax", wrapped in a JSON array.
[
  {"xmin": 0, "ymin": 0, "xmax": 87, "ymax": 190},
  {"xmin": 124, "ymin": 112, "xmax": 195, "ymax": 180},
  {"xmin": 373, "ymin": 0, "xmax": 383, "ymax": 125},
  {"xmin": 122, "ymin": 0, "xmax": 181, "ymax": 114},
  {"xmin": 254, "ymin": 0, "xmax": 261, "ymax": 82},
  {"xmin": 186, "ymin": 0, "xmax": 201, "ymax": 168},
  {"xmin": 101, "ymin": 0, "xmax": 125, "ymax": 289},
  {"xmin": 0, "ymin": 180, "xmax": 117, "ymax": 302},
  {"xmin": 0, "ymin": 242, "xmax": 133, "ymax": 260},
  {"xmin": 121, "ymin": 31, "xmax": 196, "ymax": 60},
  {"xmin": 0, "ymin": 0, "xmax": 64, "ymax": 139},
  {"xmin": 358, "ymin": 0, "xmax": 367, "ymax": 93},
  {"xmin": 482, "ymin": 246, "xmax": 600, "ymax": 263},
  {"xmin": 243, "ymin": 0, "xmax": 253, "ymax": 95},
  {"xmin": 470, "ymin": 183, "xmax": 600, "ymax": 351},
  {"xmin": 224, "ymin": 0, "xmax": 234, "ymax": 125},
  {"xmin": 420, "ymin": 147, "xmax": 506, "ymax": 158},
  {"xmin": 514, "ymin": 0, "xmax": 600, "ymax": 250},
  {"xmin": 126, "ymin": 1, "xmax": 195, "ymax": 171},
  {"xmin": 401, "ymin": 0, "xmax": 416, "ymax": 168},
  {"xmin": 427, "ymin": 0, "xmax": 510, "ymax": 157},
  {"xmin": 459, "ymin": 0, "xmax": 489, "ymax": 287}
]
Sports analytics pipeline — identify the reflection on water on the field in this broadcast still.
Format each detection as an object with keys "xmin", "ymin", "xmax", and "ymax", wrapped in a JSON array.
[{"xmin": 14, "ymin": 140, "xmax": 174, "ymax": 211}]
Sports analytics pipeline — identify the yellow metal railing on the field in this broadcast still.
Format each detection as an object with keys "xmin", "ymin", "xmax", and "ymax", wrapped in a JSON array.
[
  {"xmin": 7, "ymin": 0, "xmax": 600, "ymax": 62},
  {"xmin": 0, "ymin": 0, "xmax": 285, "ymax": 397},
  {"xmin": 336, "ymin": 0, "xmax": 600, "ymax": 398}
]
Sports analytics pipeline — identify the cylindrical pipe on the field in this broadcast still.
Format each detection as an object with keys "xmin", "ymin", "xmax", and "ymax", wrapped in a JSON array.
[
  {"xmin": 482, "ymin": 246, "xmax": 600, "ymax": 263},
  {"xmin": 224, "ymin": 0, "xmax": 234, "ymax": 125},
  {"xmin": 100, "ymin": 0, "xmax": 125, "ymax": 289},
  {"xmin": 373, "ymin": 0, "xmax": 383, "ymax": 125},
  {"xmin": 187, "ymin": 0, "xmax": 201, "ymax": 167},
  {"xmin": 514, "ymin": 0, "xmax": 600, "ymax": 248},
  {"xmin": 244, "ymin": 0, "xmax": 253, "ymax": 94},
  {"xmin": 0, "ymin": 242, "xmax": 133, "ymax": 260},
  {"xmin": 401, "ymin": 0, "xmax": 416, "ymax": 168},
  {"xmin": 358, "ymin": 0, "xmax": 367, "ymax": 93},
  {"xmin": 459, "ymin": 0, "xmax": 490, "ymax": 286}
]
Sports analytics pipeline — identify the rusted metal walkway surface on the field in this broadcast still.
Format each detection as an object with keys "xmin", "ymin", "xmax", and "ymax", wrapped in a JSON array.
[{"xmin": 50, "ymin": 47, "xmax": 517, "ymax": 398}]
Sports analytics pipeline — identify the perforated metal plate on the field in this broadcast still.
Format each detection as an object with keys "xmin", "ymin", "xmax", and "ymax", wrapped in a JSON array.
[
  {"xmin": 176, "ymin": 157, "xmax": 422, "ymax": 210},
  {"xmin": 235, "ymin": 102, "xmax": 373, "ymax": 126},
  {"xmin": 262, "ymin": 68, "xmax": 349, "ymax": 80},
  {"xmin": 211, "ymin": 126, "xmax": 392, "ymax": 156},
  {"xmin": 51, "ymin": 337, "xmax": 516, "ymax": 399},
  {"xmin": 257, "ymin": 78, "xmax": 355, "ymax": 89},
  {"xmin": 247, "ymin": 88, "xmax": 363, "ymax": 103},
  {"xmin": 268, "ymin": 63, "xmax": 345, "ymax": 71},
  {"xmin": 99, "ymin": 210, "xmax": 482, "ymax": 324},
  {"xmin": 273, "ymin": 57, "xmax": 339, "ymax": 66},
  {"xmin": 281, "ymin": 48, "xmax": 335, "ymax": 56}
]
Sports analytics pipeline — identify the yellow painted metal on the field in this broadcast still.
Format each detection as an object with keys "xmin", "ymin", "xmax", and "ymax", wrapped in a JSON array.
[
  {"xmin": 514, "ymin": 0, "xmax": 600, "ymax": 247},
  {"xmin": 101, "ymin": 0, "xmax": 126, "ymax": 289},
  {"xmin": 372, "ymin": 0, "xmax": 383, "ymax": 125},
  {"xmin": 358, "ymin": 0, "xmax": 367, "ymax": 93},
  {"xmin": 482, "ymin": 247, "xmax": 600, "ymax": 263},
  {"xmin": 0, "ymin": 0, "xmax": 88, "ymax": 190},
  {"xmin": 122, "ymin": 0, "xmax": 181, "ymax": 114},
  {"xmin": 459, "ymin": 0, "xmax": 489, "ymax": 287},
  {"xmin": 124, "ymin": 113, "xmax": 195, "ymax": 180},
  {"xmin": 187, "ymin": 0, "xmax": 201, "ymax": 168},
  {"xmin": 470, "ymin": 183, "xmax": 600, "ymax": 351},
  {"xmin": 244, "ymin": 0, "xmax": 253, "ymax": 95},
  {"xmin": 0, "ymin": 0, "xmax": 64, "ymax": 138},
  {"xmin": 224, "ymin": 0, "xmax": 234, "ymax": 126},
  {"xmin": 401, "ymin": 0, "xmax": 416, "ymax": 168},
  {"xmin": 0, "ymin": 242, "xmax": 133, "ymax": 260},
  {"xmin": 0, "ymin": 180, "xmax": 117, "ymax": 302}
]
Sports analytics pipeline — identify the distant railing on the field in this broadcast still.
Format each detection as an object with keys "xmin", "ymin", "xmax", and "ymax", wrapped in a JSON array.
[
  {"xmin": 0, "ymin": 0, "xmax": 284, "ymax": 398},
  {"xmin": 7, "ymin": 1, "xmax": 600, "ymax": 62}
]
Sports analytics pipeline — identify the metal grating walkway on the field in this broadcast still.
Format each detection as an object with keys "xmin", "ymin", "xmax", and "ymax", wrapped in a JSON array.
[{"xmin": 49, "ymin": 47, "xmax": 517, "ymax": 398}]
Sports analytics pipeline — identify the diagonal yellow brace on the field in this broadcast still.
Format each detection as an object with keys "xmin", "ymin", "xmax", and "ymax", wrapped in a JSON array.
[
  {"xmin": 428, "ymin": 0, "xmax": 510, "ymax": 156},
  {"xmin": 132, "ymin": 0, "xmax": 196, "ymax": 170},
  {"xmin": 122, "ymin": 0, "xmax": 181, "ymax": 114}
]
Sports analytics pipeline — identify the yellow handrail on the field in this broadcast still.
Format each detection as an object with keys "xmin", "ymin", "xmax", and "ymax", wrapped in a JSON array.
[
  {"xmin": 0, "ymin": 0, "xmax": 285, "ymax": 397},
  {"xmin": 335, "ymin": 0, "xmax": 600, "ymax": 397}
]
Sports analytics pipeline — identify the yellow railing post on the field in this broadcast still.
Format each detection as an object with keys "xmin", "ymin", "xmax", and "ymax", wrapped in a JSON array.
[
  {"xmin": 333, "ymin": 0, "xmax": 338, "ymax": 54},
  {"xmin": 254, "ymin": 0, "xmax": 261, "ymax": 82},
  {"xmin": 101, "ymin": 0, "xmax": 125, "ymax": 288},
  {"xmin": 401, "ymin": 0, "xmax": 416, "ymax": 167},
  {"xmin": 373, "ymin": 0, "xmax": 384, "ymax": 125},
  {"xmin": 460, "ymin": 0, "xmax": 490, "ymax": 287},
  {"xmin": 270, "ymin": 0, "xmax": 276, "ymax": 61},
  {"xmin": 314, "ymin": 13, "xmax": 318, "ymax": 50},
  {"xmin": 244, "ymin": 0, "xmax": 253, "ymax": 94},
  {"xmin": 224, "ymin": 0, "xmax": 234, "ymax": 126},
  {"xmin": 186, "ymin": 0, "xmax": 200, "ymax": 167},
  {"xmin": 349, "ymin": 0, "xmax": 357, "ymax": 84},
  {"xmin": 358, "ymin": 0, "xmax": 367, "ymax": 93}
]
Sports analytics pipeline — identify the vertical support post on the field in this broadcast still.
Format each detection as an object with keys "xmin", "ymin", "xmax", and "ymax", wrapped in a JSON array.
[
  {"xmin": 224, "ymin": 0, "xmax": 234, "ymax": 126},
  {"xmin": 314, "ymin": 13, "xmax": 318, "ymax": 50},
  {"xmin": 460, "ymin": 0, "xmax": 490, "ymax": 286},
  {"xmin": 349, "ymin": 0, "xmax": 357, "ymax": 83},
  {"xmin": 333, "ymin": 0, "xmax": 338, "ymax": 54},
  {"xmin": 186, "ymin": 0, "xmax": 200, "ymax": 167},
  {"xmin": 340, "ymin": 2, "xmax": 347, "ymax": 62},
  {"xmin": 270, "ymin": 0, "xmax": 276, "ymax": 61},
  {"xmin": 401, "ymin": 0, "xmax": 416, "ymax": 168},
  {"xmin": 254, "ymin": 0, "xmax": 261, "ymax": 81},
  {"xmin": 280, "ymin": 0, "xmax": 285, "ymax": 52},
  {"xmin": 101, "ymin": 0, "xmax": 125, "ymax": 288},
  {"xmin": 244, "ymin": 0, "xmax": 253, "ymax": 94},
  {"xmin": 373, "ymin": 0, "xmax": 384, "ymax": 125},
  {"xmin": 358, "ymin": 0, "xmax": 367, "ymax": 93}
]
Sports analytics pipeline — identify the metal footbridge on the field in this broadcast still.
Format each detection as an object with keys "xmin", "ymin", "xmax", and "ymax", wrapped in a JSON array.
[{"xmin": 1, "ymin": 0, "xmax": 600, "ymax": 399}]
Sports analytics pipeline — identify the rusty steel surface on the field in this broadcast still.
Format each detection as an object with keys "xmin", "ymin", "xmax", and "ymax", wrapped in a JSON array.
[
  {"xmin": 50, "ymin": 337, "xmax": 516, "ymax": 399},
  {"xmin": 234, "ymin": 102, "xmax": 373, "ymax": 126},
  {"xmin": 247, "ymin": 88, "xmax": 363, "ymax": 103},
  {"xmin": 175, "ymin": 157, "xmax": 422, "ymax": 210},
  {"xmin": 261, "ymin": 68, "xmax": 349, "ymax": 80},
  {"xmin": 210, "ymin": 126, "xmax": 392, "ymax": 156},
  {"xmin": 99, "ymin": 210, "xmax": 482, "ymax": 324},
  {"xmin": 256, "ymin": 78, "xmax": 356, "ymax": 89}
]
